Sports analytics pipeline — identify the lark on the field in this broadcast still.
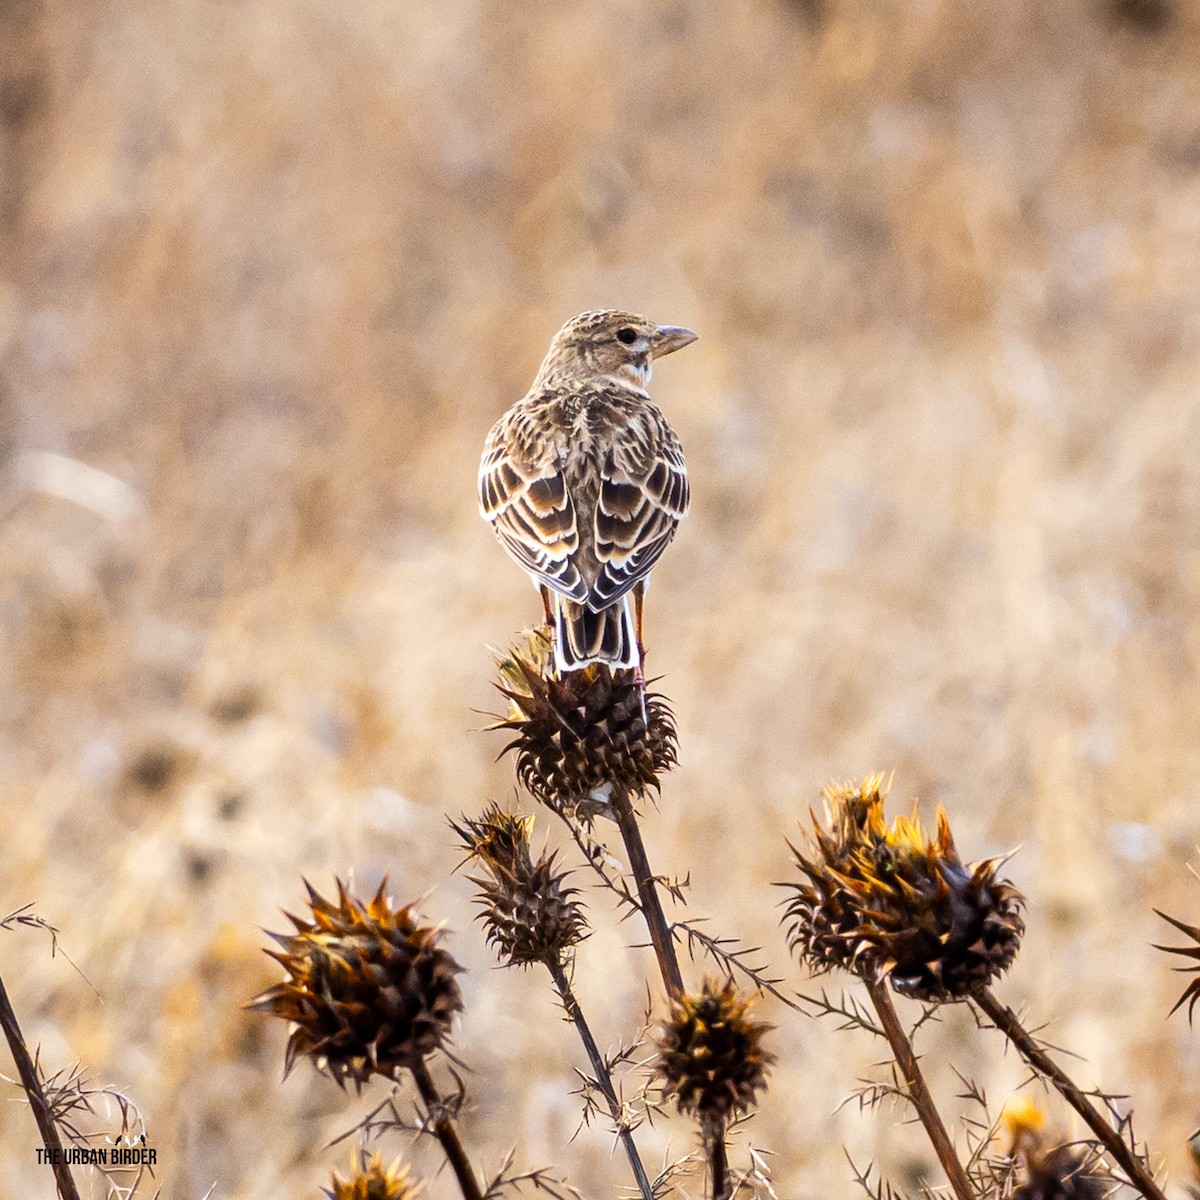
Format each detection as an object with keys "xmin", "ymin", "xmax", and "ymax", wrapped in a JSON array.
[{"xmin": 479, "ymin": 310, "xmax": 696, "ymax": 674}]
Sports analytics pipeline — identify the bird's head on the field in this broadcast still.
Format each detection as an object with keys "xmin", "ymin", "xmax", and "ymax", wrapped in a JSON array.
[{"xmin": 535, "ymin": 309, "xmax": 698, "ymax": 394}]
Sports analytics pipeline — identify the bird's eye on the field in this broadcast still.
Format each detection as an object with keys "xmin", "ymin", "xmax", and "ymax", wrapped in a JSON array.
[{"xmin": 616, "ymin": 327, "xmax": 638, "ymax": 345}]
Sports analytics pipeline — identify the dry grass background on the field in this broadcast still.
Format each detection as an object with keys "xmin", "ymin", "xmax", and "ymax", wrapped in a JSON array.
[{"xmin": 2, "ymin": 0, "xmax": 1200, "ymax": 1196}]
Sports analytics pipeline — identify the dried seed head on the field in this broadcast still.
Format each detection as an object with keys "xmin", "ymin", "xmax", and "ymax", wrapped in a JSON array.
[
  {"xmin": 327, "ymin": 1151, "xmax": 422, "ymax": 1200},
  {"xmin": 656, "ymin": 978, "xmax": 774, "ymax": 1131},
  {"xmin": 1003, "ymin": 1100, "xmax": 1107, "ymax": 1200},
  {"xmin": 247, "ymin": 879, "xmax": 463, "ymax": 1089},
  {"xmin": 783, "ymin": 774, "xmax": 1024, "ymax": 1002},
  {"xmin": 453, "ymin": 805, "xmax": 587, "ymax": 966},
  {"xmin": 490, "ymin": 629, "xmax": 677, "ymax": 815}
]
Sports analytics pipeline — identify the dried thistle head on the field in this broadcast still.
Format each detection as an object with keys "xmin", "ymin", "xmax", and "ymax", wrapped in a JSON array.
[
  {"xmin": 453, "ymin": 804, "xmax": 587, "ymax": 966},
  {"xmin": 783, "ymin": 774, "xmax": 1024, "ymax": 1002},
  {"xmin": 656, "ymin": 978, "xmax": 774, "ymax": 1132},
  {"xmin": 247, "ymin": 879, "xmax": 463, "ymax": 1089},
  {"xmin": 327, "ymin": 1151, "xmax": 423, "ymax": 1200},
  {"xmin": 490, "ymin": 628, "xmax": 677, "ymax": 815},
  {"xmin": 1003, "ymin": 1100, "xmax": 1106, "ymax": 1200}
]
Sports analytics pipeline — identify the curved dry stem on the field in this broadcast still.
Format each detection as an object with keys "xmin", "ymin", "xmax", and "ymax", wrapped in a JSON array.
[{"xmin": 973, "ymin": 988, "xmax": 1166, "ymax": 1200}]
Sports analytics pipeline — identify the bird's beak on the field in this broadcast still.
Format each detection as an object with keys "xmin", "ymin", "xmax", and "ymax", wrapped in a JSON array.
[{"xmin": 650, "ymin": 325, "xmax": 699, "ymax": 358}]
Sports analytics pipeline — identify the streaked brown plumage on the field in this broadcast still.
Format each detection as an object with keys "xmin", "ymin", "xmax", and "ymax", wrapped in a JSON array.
[{"xmin": 479, "ymin": 310, "xmax": 696, "ymax": 673}]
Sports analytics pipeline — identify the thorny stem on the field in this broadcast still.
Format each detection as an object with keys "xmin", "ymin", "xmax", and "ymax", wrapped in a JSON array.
[
  {"xmin": 0, "ymin": 973, "xmax": 82, "ymax": 1200},
  {"xmin": 973, "ymin": 988, "xmax": 1167, "ymax": 1200},
  {"xmin": 546, "ymin": 958, "xmax": 654, "ymax": 1200},
  {"xmin": 863, "ymin": 976, "xmax": 973, "ymax": 1200},
  {"xmin": 611, "ymin": 786, "xmax": 685, "ymax": 998},
  {"xmin": 558, "ymin": 811, "xmax": 802, "ymax": 1011},
  {"xmin": 708, "ymin": 1117, "xmax": 729, "ymax": 1200},
  {"xmin": 410, "ymin": 1057, "xmax": 484, "ymax": 1200}
]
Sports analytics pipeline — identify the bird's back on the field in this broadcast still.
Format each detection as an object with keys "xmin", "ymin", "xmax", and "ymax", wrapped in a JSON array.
[{"xmin": 526, "ymin": 384, "xmax": 673, "ymax": 592}]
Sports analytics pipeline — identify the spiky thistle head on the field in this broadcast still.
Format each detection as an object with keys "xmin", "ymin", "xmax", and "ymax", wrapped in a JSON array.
[
  {"xmin": 453, "ymin": 804, "xmax": 587, "ymax": 966},
  {"xmin": 783, "ymin": 774, "xmax": 1025, "ymax": 1002},
  {"xmin": 655, "ymin": 978, "xmax": 774, "ymax": 1133},
  {"xmin": 247, "ymin": 879, "xmax": 463, "ymax": 1089},
  {"xmin": 1003, "ymin": 1099, "xmax": 1107, "ymax": 1200},
  {"xmin": 326, "ymin": 1151, "xmax": 423, "ymax": 1200},
  {"xmin": 490, "ymin": 629, "xmax": 677, "ymax": 816},
  {"xmin": 1154, "ymin": 908, "xmax": 1200, "ymax": 1021}
]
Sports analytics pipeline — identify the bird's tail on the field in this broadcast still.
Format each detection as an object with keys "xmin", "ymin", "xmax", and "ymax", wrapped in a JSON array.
[{"xmin": 552, "ymin": 595, "xmax": 639, "ymax": 673}]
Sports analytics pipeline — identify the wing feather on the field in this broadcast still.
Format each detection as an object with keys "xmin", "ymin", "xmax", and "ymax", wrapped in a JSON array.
[
  {"xmin": 478, "ymin": 418, "xmax": 588, "ymax": 602},
  {"xmin": 588, "ymin": 409, "xmax": 688, "ymax": 610}
]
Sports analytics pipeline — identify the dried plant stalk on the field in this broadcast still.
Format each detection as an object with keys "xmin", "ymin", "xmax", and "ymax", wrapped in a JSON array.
[
  {"xmin": 864, "ymin": 976, "xmax": 973, "ymax": 1200},
  {"xmin": 709, "ymin": 1127, "xmax": 729, "ymax": 1200},
  {"xmin": 409, "ymin": 1059, "xmax": 484, "ymax": 1200},
  {"xmin": 611, "ymin": 786, "xmax": 684, "ymax": 998},
  {"xmin": 0, "ymin": 974, "xmax": 82, "ymax": 1200},
  {"xmin": 546, "ymin": 960, "xmax": 654, "ymax": 1200},
  {"xmin": 973, "ymin": 988, "xmax": 1166, "ymax": 1200}
]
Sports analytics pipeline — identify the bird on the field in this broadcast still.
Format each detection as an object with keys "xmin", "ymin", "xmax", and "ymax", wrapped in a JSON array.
[{"xmin": 479, "ymin": 309, "xmax": 696, "ymax": 675}]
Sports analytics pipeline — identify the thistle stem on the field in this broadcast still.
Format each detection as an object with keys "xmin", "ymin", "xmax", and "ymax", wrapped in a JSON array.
[
  {"xmin": 546, "ymin": 958, "xmax": 654, "ymax": 1200},
  {"xmin": 863, "ymin": 976, "xmax": 973, "ymax": 1200},
  {"xmin": 611, "ymin": 786, "xmax": 684, "ymax": 998},
  {"xmin": 708, "ymin": 1117, "xmax": 729, "ymax": 1200},
  {"xmin": 0, "ymin": 973, "xmax": 82, "ymax": 1200},
  {"xmin": 973, "ymin": 988, "xmax": 1167, "ymax": 1200},
  {"xmin": 410, "ymin": 1058, "xmax": 484, "ymax": 1200}
]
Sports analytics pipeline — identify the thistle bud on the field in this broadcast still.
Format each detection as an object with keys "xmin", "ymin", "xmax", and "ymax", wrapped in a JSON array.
[
  {"xmin": 453, "ymin": 805, "xmax": 587, "ymax": 966},
  {"xmin": 655, "ymin": 978, "xmax": 774, "ymax": 1132},
  {"xmin": 1004, "ymin": 1099, "xmax": 1106, "ymax": 1200},
  {"xmin": 327, "ymin": 1151, "xmax": 422, "ymax": 1200}
]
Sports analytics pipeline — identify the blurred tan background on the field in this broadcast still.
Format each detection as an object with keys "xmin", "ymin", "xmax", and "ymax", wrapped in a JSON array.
[{"xmin": 3, "ymin": 0, "xmax": 1200, "ymax": 1196}]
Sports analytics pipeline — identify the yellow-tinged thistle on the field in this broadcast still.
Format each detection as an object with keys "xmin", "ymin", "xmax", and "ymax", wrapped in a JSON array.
[
  {"xmin": 1002, "ymin": 1099, "xmax": 1106, "ymax": 1200},
  {"xmin": 490, "ymin": 629, "xmax": 677, "ymax": 815},
  {"xmin": 453, "ymin": 805, "xmax": 587, "ymax": 966},
  {"xmin": 327, "ymin": 1151, "xmax": 422, "ymax": 1200},
  {"xmin": 655, "ymin": 978, "xmax": 774, "ymax": 1131},
  {"xmin": 248, "ymin": 879, "xmax": 463, "ymax": 1089},
  {"xmin": 783, "ymin": 774, "xmax": 1024, "ymax": 1002},
  {"xmin": 1003, "ymin": 1096, "xmax": 1048, "ymax": 1149}
]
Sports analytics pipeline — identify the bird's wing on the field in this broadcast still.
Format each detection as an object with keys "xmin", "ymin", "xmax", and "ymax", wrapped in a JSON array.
[
  {"xmin": 478, "ymin": 417, "xmax": 588, "ymax": 602},
  {"xmin": 589, "ymin": 407, "xmax": 689, "ymax": 610}
]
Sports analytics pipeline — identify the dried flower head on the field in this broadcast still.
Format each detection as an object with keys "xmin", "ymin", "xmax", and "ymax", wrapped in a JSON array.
[
  {"xmin": 490, "ymin": 628, "xmax": 677, "ymax": 815},
  {"xmin": 783, "ymin": 774, "xmax": 1024, "ymax": 1002},
  {"xmin": 1003, "ymin": 1099, "xmax": 1106, "ymax": 1200},
  {"xmin": 1154, "ymin": 908, "xmax": 1200, "ymax": 1021},
  {"xmin": 656, "ymin": 978, "xmax": 774, "ymax": 1131},
  {"xmin": 453, "ymin": 805, "xmax": 587, "ymax": 966},
  {"xmin": 247, "ymin": 879, "xmax": 463, "ymax": 1089},
  {"xmin": 327, "ymin": 1151, "xmax": 423, "ymax": 1200}
]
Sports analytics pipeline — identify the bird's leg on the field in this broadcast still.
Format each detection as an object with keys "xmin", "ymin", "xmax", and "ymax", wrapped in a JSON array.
[
  {"xmin": 633, "ymin": 582, "xmax": 647, "ymax": 686},
  {"xmin": 539, "ymin": 586, "xmax": 561, "ymax": 678},
  {"xmin": 632, "ymin": 584, "xmax": 648, "ymax": 723}
]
